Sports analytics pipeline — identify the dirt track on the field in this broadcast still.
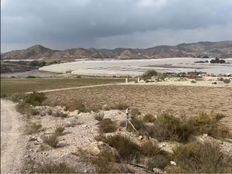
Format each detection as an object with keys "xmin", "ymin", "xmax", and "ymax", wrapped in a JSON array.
[{"xmin": 1, "ymin": 99, "xmax": 26, "ymax": 174}]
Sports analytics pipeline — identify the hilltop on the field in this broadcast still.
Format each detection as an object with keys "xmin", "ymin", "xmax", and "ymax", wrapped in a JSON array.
[{"xmin": 2, "ymin": 41, "xmax": 232, "ymax": 61}]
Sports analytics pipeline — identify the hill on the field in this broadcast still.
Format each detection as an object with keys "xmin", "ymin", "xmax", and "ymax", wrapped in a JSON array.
[{"xmin": 2, "ymin": 41, "xmax": 232, "ymax": 61}]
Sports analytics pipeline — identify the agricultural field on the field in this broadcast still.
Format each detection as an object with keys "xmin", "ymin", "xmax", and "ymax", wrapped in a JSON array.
[
  {"xmin": 1, "ymin": 78, "xmax": 123, "ymax": 96},
  {"xmin": 45, "ymin": 85, "xmax": 232, "ymax": 117}
]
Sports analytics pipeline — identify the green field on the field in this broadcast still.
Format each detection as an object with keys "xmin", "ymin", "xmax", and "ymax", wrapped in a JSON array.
[{"xmin": 1, "ymin": 78, "xmax": 123, "ymax": 96}]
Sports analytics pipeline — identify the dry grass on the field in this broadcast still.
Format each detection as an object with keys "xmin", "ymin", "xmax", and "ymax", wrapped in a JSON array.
[
  {"xmin": 36, "ymin": 162, "xmax": 79, "ymax": 173},
  {"xmin": 173, "ymin": 141, "xmax": 232, "ymax": 173},
  {"xmin": 1, "ymin": 78, "xmax": 123, "ymax": 96},
  {"xmin": 42, "ymin": 134, "xmax": 59, "ymax": 148},
  {"xmin": 25, "ymin": 122, "xmax": 42, "ymax": 135},
  {"xmin": 98, "ymin": 118, "xmax": 118, "ymax": 133},
  {"xmin": 45, "ymin": 85, "xmax": 232, "ymax": 132}
]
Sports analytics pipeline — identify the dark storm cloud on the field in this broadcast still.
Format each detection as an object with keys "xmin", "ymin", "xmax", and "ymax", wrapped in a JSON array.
[{"xmin": 1, "ymin": 0, "xmax": 232, "ymax": 51}]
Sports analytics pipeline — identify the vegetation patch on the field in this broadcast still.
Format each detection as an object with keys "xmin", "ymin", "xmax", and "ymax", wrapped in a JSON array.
[
  {"xmin": 173, "ymin": 141, "xmax": 232, "ymax": 173},
  {"xmin": 98, "ymin": 118, "xmax": 118, "ymax": 133},
  {"xmin": 24, "ymin": 92, "xmax": 47, "ymax": 106},
  {"xmin": 25, "ymin": 122, "xmax": 42, "ymax": 135},
  {"xmin": 42, "ymin": 133, "xmax": 59, "ymax": 148},
  {"xmin": 99, "ymin": 134, "xmax": 141, "ymax": 161},
  {"xmin": 36, "ymin": 162, "xmax": 79, "ymax": 173}
]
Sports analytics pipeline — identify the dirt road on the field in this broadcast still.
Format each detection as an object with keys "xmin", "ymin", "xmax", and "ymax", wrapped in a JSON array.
[{"xmin": 1, "ymin": 99, "xmax": 26, "ymax": 174}]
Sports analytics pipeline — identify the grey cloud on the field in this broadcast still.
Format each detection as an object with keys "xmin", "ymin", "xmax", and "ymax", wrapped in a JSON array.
[{"xmin": 2, "ymin": 0, "xmax": 232, "ymax": 51}]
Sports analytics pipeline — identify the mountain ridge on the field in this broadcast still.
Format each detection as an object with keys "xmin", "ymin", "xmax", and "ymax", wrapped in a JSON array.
[{"xmin": 2, "ymin": 41, "xmax": 232, "ymax": 61}]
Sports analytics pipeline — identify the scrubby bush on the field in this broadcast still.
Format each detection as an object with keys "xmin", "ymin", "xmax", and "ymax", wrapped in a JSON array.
[
  {"xmin": 100, "ymin": 134, "xmax": 141, "ymax": 160},
  {"xmin": 143, "ymin": 114, "xmax": 156, "ymax": 123},
  {"xmin": 146, "ymin": 154, "xmax": 170, "ymax": 170},
  {"xmin": 141, "ymin": 70, "xmax": 158, "ymax": 80},
  {"xmin": 55, "ymin": 127, "xmax": 65, "ymax": 136},
  {"xmin": 42, "ymin": 134, "xmax": 59, "ymax": 148},
  {"xmin": 190, "ymin": 112, "xmax": 230, "ymax": 138},
  {"xmin": 65, "ymin": 100, "xmax": 87, "ymax": 112},
  {"xmin": 36, "ymin": 162, "xmax": 79, "ymax": 173},
  {"xmin": 140, "ymin": 140, "xmax": 161, "ymax": 157},
  {"xmin": 25, "ymin": 122, "xmax": 42, "ymax": 134},
  {"xmin": 223, "ymin": 79, "xmax": 231, "ymax": 84},
  {"xmin": 24, "ymin": 92, "xmax": 47, "ymax": 106},
  {"xmin": 130, "ymin": 108, "xmax": 141, "ymax": 118},
  {"xmin": 53, "ymin": 111, "xmax": 68, "ymax": 118},
  {"xmin": 173, "ymin": 141, "xmax": 232, "ymax": 173},
  {"xmin": 149, "ymin": 112, "xmax": 230, "ymax": 142},
  {"xmin": 98, "ymin": 118, "xmax": 118, "ymax": 133}
]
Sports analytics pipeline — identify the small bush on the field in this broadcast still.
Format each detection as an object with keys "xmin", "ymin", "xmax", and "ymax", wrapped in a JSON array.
[
  {"xmin": 55, "ymin": 127, "xmax": 65, "ymax": 136},
  {"xmin": 36, "ymin": 162, "xmax": 79, "ymax": 173},
  {"xmin": 98, "ymin": 118, "xmax": 118, "ymax": 133},
  {"xmin": 25, "ymin": 122, "xmax": 42, "ymax": 134},
  {"xmin": 173, "ymin": 141, "xmax": 232, "ymax": 173},
  {"xmin": 149, "ymin": 112, "xmax": 230, "ymax": 142},
  {"xmin": 94, "ymin": 112, "xmax": 104, "ymax": 121},
  {"xmin": 140, "ymin": 140, "xmax": 161, "ymax": 157},
  {"xmin": 53, "ymin": 111, "xmax": 68, "ymax": 118},
  {"xmin": 223, "ymin": 79, "xmax": 231, "ymax": 84},
  {"xmin": 191, "ymin": 80, "xmax": 197, "ymax": 83},
  {"xmin": 65, "ymin": 100, "xmax": 87, "ymax": 112},
  {"xmin": 17, "ymin": 102, "xmax": 34, "ymax": 115},
  {"xmin": 42, "ymin": 134, "xmax": 59, "ymax": 148},
  {"xmin": 150, "ymin": 113, "xmax": 193, "ymax": 142},
  {"xmin": 143, "ymin": 114, "xmax": 156, "ymax": 123},
  {"xmin": 100, "ymin": 134, "xmax": 141, "ymax": 160},
  {"xmin": 24, "ymin": 92, "xmax": 47, "ymax": 106},
  {"xmin": 146, "ymin": 154, "xmax": 170, "ymax": 170},
  {"xmin": 130, "ymin": 108, "xmax": 141, "ymax": 118},
  {"xmin": 141, "ymin": 70, "xmax": 158, "ymax": 80},
  {"xmin": 191, "ymin": 113, "xmax": 230, "ymax": 138}
]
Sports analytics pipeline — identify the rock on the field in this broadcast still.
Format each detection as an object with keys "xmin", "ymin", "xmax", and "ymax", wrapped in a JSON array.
[
  {"xmin": 202, "ymin": 133, "xmax": 208, "ymax": 138},
  {"xmin": 69, "ymin": 110, "xmax": 79, "ymax": 117},
  {"xmin": 86, "ymin": 142, "xmax": 101, "ymax": 155},
  {"xmin": 170, "ymin": 161, "xmax": 176, "ymax": 166},
  {"xmin": 29, "ymin": 136, "xmax": 37, "ymax": 142},
  {"xmin": 153, "ymin": 168, "xmax": 164, "ymax": 174},
  {"xmin": 138, "ymin": 135, "xmax": 143, "ymax": 140}
]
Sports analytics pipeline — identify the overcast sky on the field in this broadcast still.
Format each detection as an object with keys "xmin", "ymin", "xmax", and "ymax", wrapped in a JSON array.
[{"xmin": 1, "ymin": 0, "xmax": 232, "ymax": 52}]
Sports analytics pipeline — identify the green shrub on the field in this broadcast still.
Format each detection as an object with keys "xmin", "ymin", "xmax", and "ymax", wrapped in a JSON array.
[
  {"xmin": 141, "ymin": 70, "xmax": 158, "ymax": 80},
  {"xmin": 98, "ymin": 118, "xmax": 118, "ymax": 133},
  {"xmin": 42, "ymin": 134, "xmax": 59, "ymax": 148},
  {"xmin": 173, "ymin": 141, "xmax": 232, "ymax": 173},
  {"xmin": 24, "ymin": 92, "xmax": 47, "ymax": 106},
  {"xmin": 223, "ymin": 79, "xmax": 231, "ymax": 84}
]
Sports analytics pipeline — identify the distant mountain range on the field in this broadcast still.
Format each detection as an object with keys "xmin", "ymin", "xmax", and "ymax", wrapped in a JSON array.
[{"xmin": 2, "ymin": 41, "xmax": 232, "ymax": 61}]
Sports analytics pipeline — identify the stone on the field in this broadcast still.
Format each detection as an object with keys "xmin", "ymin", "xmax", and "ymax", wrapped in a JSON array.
[
  {"xmin": 153, "ymin": 168, "xmax": 164, "ymax": 174},
  {"xmin": 170, "ymin": 161, "xmax": 176, "ymax": 166}
]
